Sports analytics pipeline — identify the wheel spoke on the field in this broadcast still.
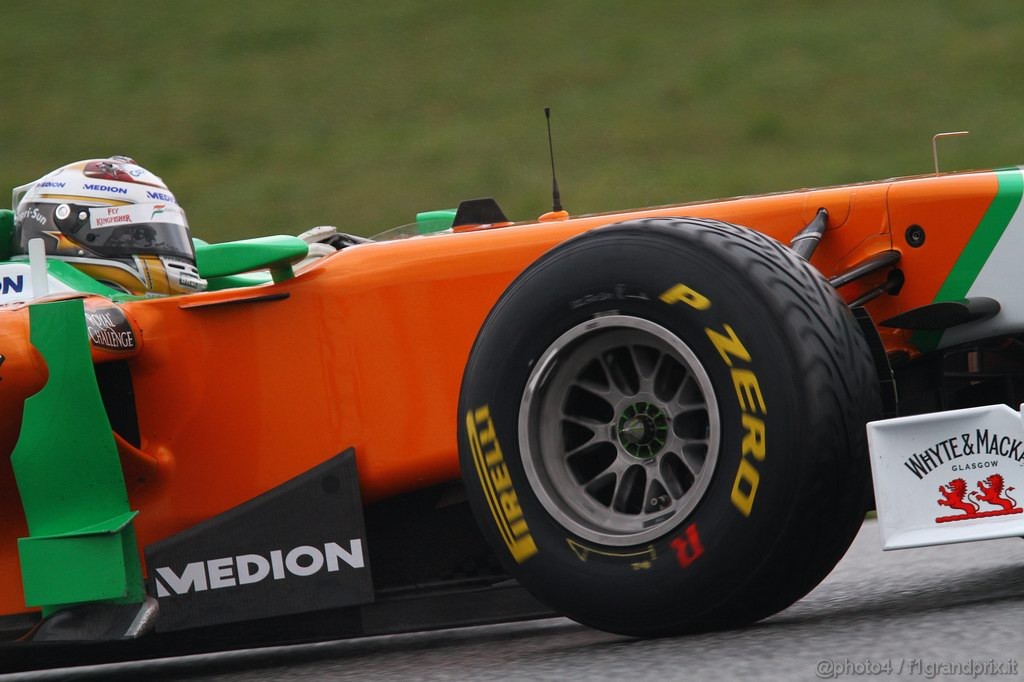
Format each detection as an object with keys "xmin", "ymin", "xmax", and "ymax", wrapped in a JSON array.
[
  {"xmin": 583, "ymin": 458, "xmax": 630, "ymax": 503},
  {"xmin": 564, "ymin": 430, "xmax": 599, "ymax": 457},
  {"xmin": 605, "ymin": 457, "xmax": 631, "ymax": 479},
  {"xmin": 667, "ymin": 372, "xmax": 700, "ymax": 409},
  {"xmin": 633, "ymin": 346, "xmax": 665, "ymax": 394},
  {"xmin": 611, "ymin": 463, "xmax": 645, "ymax": 514},
  {"xmin": 678, "ymin": 446, "xmax": 705, "ymax": 478},
  {"xmin": 632, "ymin": 351, "xmax": 651, "ymax": 395},
  {"xmin": 561, "ymin": 413, "xmax": 612, "ymax": 430},
  {"xmin": 569, "ymin": 446, "xmax": 618, "ymax": 485},
  {"xmin": 603, "ymin": 345, "xmax": 640, "ymax": 396},
  {"xmin": 576, "ymin": 377, "xmax": 614, "ymax": 396}
]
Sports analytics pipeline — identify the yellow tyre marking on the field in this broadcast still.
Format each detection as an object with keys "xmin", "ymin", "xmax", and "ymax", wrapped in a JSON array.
[
  {"xmin": 466, "ymin": 406, "xmax": 537, "ymax": 563},
  {"xmin": 659, "ymin": 283, "xmax": 711, "ymax": 310},
  {"xmin": 660, "ymin": 282, "xmax": 768, "ymax": 518}
]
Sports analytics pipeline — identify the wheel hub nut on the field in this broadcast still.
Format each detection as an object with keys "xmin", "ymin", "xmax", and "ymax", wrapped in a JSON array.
[{"xmin": 617, "ymin": 402, "xmax": 668, "ymax": 459}]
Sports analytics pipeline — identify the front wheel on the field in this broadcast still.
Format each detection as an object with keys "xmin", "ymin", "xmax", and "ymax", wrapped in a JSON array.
[{"xmin": 458, "ymin": 218, "xmax": 878, "ymax": 636}]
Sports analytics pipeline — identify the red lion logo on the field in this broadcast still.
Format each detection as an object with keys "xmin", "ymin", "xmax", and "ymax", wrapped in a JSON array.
[
  {"xmin": 972, "ymin": 474, "xmax": 1018, "ymax": 511},
  {"xmin": 936, "ymin": 474, "xmax": 1024, "ymax": 523},
  {"xmin": 937, "ymin": 478, "xmax": 978, "ymax": 516}
]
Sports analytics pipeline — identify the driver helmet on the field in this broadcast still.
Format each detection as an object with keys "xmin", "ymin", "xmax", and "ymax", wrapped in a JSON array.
[{"xmin": 12, "ymin": 156, "xmax": 206, "ymax": 296}]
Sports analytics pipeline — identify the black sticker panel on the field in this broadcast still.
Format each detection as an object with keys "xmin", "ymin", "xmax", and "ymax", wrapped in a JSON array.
[
  {"xmin": 85, "ymin": 306, "xmax": 137, "ymax": 352},
  {"xmin": 145, "ymin": 449, "xmax": 373, "ymax": 632}
]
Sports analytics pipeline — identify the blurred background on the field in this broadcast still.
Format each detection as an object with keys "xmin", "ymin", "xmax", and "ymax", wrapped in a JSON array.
[{"xmin": 3, "ymin": 1, "xmax": 1023, "ymax": 241}]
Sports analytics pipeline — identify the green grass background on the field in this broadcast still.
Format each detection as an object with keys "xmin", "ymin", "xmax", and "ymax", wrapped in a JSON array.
[{"xmin": 3, "ymin": 2, "xmax": 1024, "ymax": 241}]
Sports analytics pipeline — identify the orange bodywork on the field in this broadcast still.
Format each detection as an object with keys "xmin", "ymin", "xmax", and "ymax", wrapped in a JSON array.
[{"xmin": 0, "ymin": 169, "xmax": 1007, "ymax": 616}]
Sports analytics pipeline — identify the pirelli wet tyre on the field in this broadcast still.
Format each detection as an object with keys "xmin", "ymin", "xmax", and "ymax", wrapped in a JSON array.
[{"xmin": 457, "ymin": 218, "xmax": 879, "ymax": 636}]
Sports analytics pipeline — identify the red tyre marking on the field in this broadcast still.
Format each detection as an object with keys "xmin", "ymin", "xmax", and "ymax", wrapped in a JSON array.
[{"xmin": 670, "ymin": 523, "xmax": 703, "ymax": 568}]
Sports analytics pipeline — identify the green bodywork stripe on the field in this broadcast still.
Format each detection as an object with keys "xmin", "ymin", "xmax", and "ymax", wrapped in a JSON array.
[
  {"xmin": 6, "ymin": 257, "xmax": 124, "ymax": 298},
  {"xmin": 0, "ymin": 209, "xmax": 13, "ymax": 260},
  {"xmin": 912, "ymin": 168, "xmax": 1024, "ymax": 353},
  {"xmin": 46, "ymin": 259, "xmax": 122, "ymax": 298},
  {"xmin": 11, "ymin": 299, "xmax": 144, "ymax": 613}
]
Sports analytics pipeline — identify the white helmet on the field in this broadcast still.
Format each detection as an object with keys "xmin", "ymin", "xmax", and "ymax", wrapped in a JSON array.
[{"xmin": 12, "ymin": 156, "xmax": 206, "ymax": 296}]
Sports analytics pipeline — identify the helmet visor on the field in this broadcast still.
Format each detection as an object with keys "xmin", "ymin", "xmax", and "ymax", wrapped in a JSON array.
[{"xmin": 18, "ymin": 201, "xmax": 196, "ymax": 261}]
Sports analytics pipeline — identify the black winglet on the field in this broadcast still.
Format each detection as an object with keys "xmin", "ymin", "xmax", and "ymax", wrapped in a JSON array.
[
  {"xmin": 451, "ymin": 198, "xmax": 509, "ymax": 228},
  {"xmin": 880, "ymin": 297, "xmax": 1000, "ymax": 330}
]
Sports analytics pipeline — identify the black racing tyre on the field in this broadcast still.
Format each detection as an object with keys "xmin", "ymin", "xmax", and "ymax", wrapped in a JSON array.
[{"xmin": 457, "ymin": 217, "xmax": 879, "ymax": 636}]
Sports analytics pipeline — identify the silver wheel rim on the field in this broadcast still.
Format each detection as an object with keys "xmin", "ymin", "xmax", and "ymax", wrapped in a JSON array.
[{"xmin": 519, "ymin": 315, "xmax": 720, "ymax": 546}]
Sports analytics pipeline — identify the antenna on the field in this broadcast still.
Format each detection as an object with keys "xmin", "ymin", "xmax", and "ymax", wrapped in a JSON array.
[
  {"xmin": 545, "ymin": 107, "xmax": 563, "ymax": 213},
  {"xmin": 932, "ymin": 130, "xmax": 969, "ymax": 176}
]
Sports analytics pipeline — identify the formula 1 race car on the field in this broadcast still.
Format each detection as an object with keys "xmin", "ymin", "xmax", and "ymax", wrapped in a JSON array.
[{"xmin": 2, "ymin": 148, "xmax": 1024, "ymax": 668}]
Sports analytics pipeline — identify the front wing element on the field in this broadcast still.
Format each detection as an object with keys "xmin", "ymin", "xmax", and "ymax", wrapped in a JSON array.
[{"xmin": 867, "ymin": 404, "xmax": 1024, "ymax": 550}]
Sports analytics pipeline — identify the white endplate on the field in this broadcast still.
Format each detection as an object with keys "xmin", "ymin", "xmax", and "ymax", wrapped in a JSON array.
[{"xmin": 868, "ymin": 403, "xmax": 1024, "ymax": 550}]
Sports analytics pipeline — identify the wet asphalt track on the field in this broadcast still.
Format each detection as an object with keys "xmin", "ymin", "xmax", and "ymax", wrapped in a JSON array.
[{"xmin": 7, "ymin": 519, "xmax": 1024, "ymax": 681}]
